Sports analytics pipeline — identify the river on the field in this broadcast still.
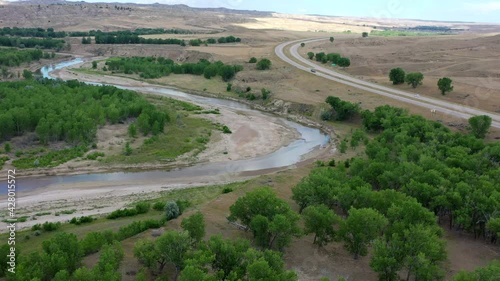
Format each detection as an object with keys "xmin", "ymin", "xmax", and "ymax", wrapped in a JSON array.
[{"xmin": 0, "ymin": 59, "xmax": 329, "ymax": 194}]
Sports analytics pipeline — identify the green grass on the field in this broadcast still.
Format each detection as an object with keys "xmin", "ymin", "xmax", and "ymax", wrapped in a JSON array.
[
  {"xmin": 104, "ymin": 116, "xmax": 214, "ymax": 164},
  {"xmin": 12, "ymin": 146, "xmax": 88, "ymax": 169},
  {"xmin": 370, "ymin": 30, "xmax": 453, "ymax": 37}
]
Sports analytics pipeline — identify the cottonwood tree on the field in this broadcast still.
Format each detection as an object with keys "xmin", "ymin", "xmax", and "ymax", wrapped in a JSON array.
[
  {"xmin": 389, "ymin": 68, "xmax": 405, "ymax": 85},
  {"xmin": 302, "ymin": 204, "xmax": 340, "ymax": 246},
  {"xmin": 340, "ymin": 207, "xmax": 388, "ymax": 259},
  {"xmin": 405, "ymin": 72, "xmax": 424, "ymax": 88},
  {"xmin": 229, "ymin": 187, "xmax": 300, "ymax": 250},
  {"xmin": 134, "ymin": 230, "xmax": 190, "ymax": 280},
  {"xmin": 437, "ymin": 77, "xmax": 453, "ymax": 95},
  {"xmin": 468, "ymin": 115, "xmax": 492, "ymax": 139},
  {"xmin": 181, "ymin": 211, "xmax": 205, "ymax": 245}
]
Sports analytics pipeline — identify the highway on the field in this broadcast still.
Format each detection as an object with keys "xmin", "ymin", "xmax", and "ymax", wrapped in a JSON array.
[{"xmin": 275, "ymin": 38, "xmax": 500, "ymax": 129}]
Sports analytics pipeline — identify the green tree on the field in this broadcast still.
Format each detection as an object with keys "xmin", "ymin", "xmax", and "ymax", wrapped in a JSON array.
[
  {"xmin": 437, "ymin": 77, "xmax": 453, "ymax": 95},
  {"xmin": 405, "ymin": 72, "xmax": 424, "ymax": 88},
  {"xmin": 337, "ymin": 57, "xmax": 351, "ymax": 68},
  {"xmin": 389, "ymin": 68, "xmax": 405, "ymax": 85},
  {"xmin": 181, "ymin": 211, "xmax": 206, "ymax": 245},
  {"xmin": 226, "ymin": 83, "xmax": 232, "ymax": 92},
  {"xmin": 229, "ymin": 187, "xmax": 300, "ymax": 250},
  {"xmin": 351, "ymin": 129, "xmax": 368, "ymax": 148},
  {"xmin": 307, "ymin": 52, "xmax": 314, "ymax": 59},
  {"xmin": 330, "ymin": 36, "xmax": 334, "ymax": 43},
  {"xmin": 135, "ymin": 231, "xmax": 190, "ymax": 280},
  {"xmin": 256, "ymin": 58, "xmax": 272, "ymax": 70},
  {"xmin": 362, "ymin": 32, "xmax": 369, "ymax": 37},
  {"xmin": 92, "ymin": 61, "xmax": 97, "ymax": 69},
  {"xmin": 22, "ymin": 69, "xmax": 33, "ymax": 79},
  {"xmin": 468, "ymin": 115, "xmax": 492, "ymax": 139},
  {"xmin": 302, "ymin": 204, "xmax": 339, "ymax": 246},
  {"xmin": 301, "ymin": 42, "xmax": 305, "ymax": 47},
  {"xmin": 340, "ymin": 208, "xmax": 388, "ymax": 259},
  {"xmin": 325, "ymin": 96, "xmax": 360, "ymax": 121},
  {"xmin": 450, "ymin": 260, "xmax": 500, "ymax": 281},
  {"xmin": 249, "ymin": 57, "xmax": 257, "ymax": 63},
  {"xmin": 220, "ymin": 65, "xmax": 236, "ymax": 81},
  {"xmin": 203, "ymin": 64, "xmax": 218, "ymax": 79}
]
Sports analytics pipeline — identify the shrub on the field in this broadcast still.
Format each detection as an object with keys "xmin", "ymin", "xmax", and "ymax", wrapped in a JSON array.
[
  {"xmin": 256, "ymin": 58, "xmax": 272, "ymax": 70},
  {"xmin": 246, "ymin": 86, "xmax": 251, "ymax": 92},
  {"xmin": 32, "ymin": 224, "xmax": 42, "ymax": 231},
  {"xmin": 165, "ymin": 201, "xmax": 180, "ymax": 220},
  {"xmin": 249, "ymin": 57, "xmax": 257, "ymax": 63},
  {"xmin": 70, "ymin": 216, "xmax": 95, "ymax": 225},
  {"xmin": 222, "ymin": 187, "xmax": 233, "ymax": 194},
  {"xmin": 42, "ymin": 221, "xmax": 61, "ymax": 231},
  {"xmin": 226, "ymin": 83, "xmax": 232, "ymax": 92},
  {"xmin": 107, "ymin": 208, "xmax": 138, "ymax": 219},
  {"xmin": 135, "ymin": 202, "xmax": 151, "ymax": 214},
  {"xmin": 328, "ymin": 159, "xmax": 336, "ymax": 167},
  {"xmin": 153, "ymin": 201, "xmax": 166, "ymax": 211},
  {"xmin": 222, "ymin": 125, "xmax": 232, "ymax": 134},
  {"xmin": 320, "ymin": 110, "xmax": 334, "ymax": 121},
  {"xmin": 176, "ymin": 199, "xmax": 191, "ymax": 215}
]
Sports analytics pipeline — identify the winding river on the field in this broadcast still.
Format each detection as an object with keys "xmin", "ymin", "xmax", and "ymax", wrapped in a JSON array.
[{"xmin": 0, "ymin": 59, "xmax": 329, "ymax": 194}]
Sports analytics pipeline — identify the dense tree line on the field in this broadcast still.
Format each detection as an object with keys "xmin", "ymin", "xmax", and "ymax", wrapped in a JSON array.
[
  {"xmin": 95, "ymin": 33, "xmax": 185, "ymax": 45},
  {"xmin": 0, "ymin": 48, "xmax": 46, "ymax": 67},
  {"xmin": 105, "ymin": 57, "xmax": 243, "ymax": 81},
  {"xmin": 68, "ymin": 28, "xmax": 209, "ymax": 37},
  {"xmin": 0, "ymin": 27, "xmax": 66, "ymax": 38},
  {"xmin": 293, "ymin": 100, "xmax": 499, "ymax": 280},
  {"xmin": 0, "ymin": 36, "xmax": 65, "ymax": 50},
  {"xmin": 308, "ymin": 51, "xmax": 351, "ymax": 68},
  {"xmin": 0, "ymin": 79, "xmax": 169, "ymax": 144},
  {"xmin": 134, "ymin": 211, "xmax": 297, "ymax": 281}
]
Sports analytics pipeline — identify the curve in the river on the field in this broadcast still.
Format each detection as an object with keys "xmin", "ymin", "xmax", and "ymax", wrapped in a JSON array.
[{"xmin": 0, "ymin": 59, "xmax": 330, "ymax": 194}]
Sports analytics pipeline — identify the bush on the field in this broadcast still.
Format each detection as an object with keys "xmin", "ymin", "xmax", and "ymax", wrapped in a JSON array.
[
  {"xmin": 362, "ymin": 32, "xmax": 369, "ymax": 37},
  {"xmin": 165, "ymin": 201, "xmax": 180, "ymax": 220},
  {"xmin": 222, "ymin": 125, "xmax": 232, "ymax": 134},
  {"xmin": 85, "ymin": 152, "xmax": 104, "ymax": 160},
  {"xmin": 256, "ymin": 58, "xmax": 272, "ymax": 70},
  {"xmin": 320, "ymin": 110, "xmax": 334, "ymax": 121},
  {"xmin": 261, "ymin": 88, "xmax": 271, "ymax": 100},
  {"xmin": 249, "ymin": 57, "xmax": 257, "ymax": 63},
  {"xmin": 42, "ymin": 221, "xmax": 61, "ymax": 231},
  {"xmin": 153, "ymin": 201, "xmax": 166, "ymax": 211},
  {"xmin": 32, "ymin": 224, "xmax": 42, "ymax": 231},
  {"xmin": 246, "ymin": 86, "xmax": 252, "ymax": 92},
  {"xmin": 107, "ymin": 208, "xmax": 138, "ymax": 219},
  {"xmin": 176, "ymin": 199, "xmax": 191, "ymax": 215},
  {"xmin": 226, "ymin": 83, "xmax": 232, "ymax": 92},
  {"xmin": 70, "ymin": 216, "xmax": 95, "ymax": 225},
  {"xmin": 328, "ymin": 159, "xmax": 336, "ymax": 167},
  {"xmin": 33, "ymin": 230, "xmax": 41, "ymax": 236},
  {"xmin": 135, "ymin": 202, "xmax": 151, "ymax": 214},
  {"xmin": 222, "ymin": 187, "xmax": 233, "ymax": 194}
]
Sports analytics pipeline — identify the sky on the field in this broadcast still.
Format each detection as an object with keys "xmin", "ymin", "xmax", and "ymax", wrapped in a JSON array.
[{"xmin": 17, "ymin": 0, "xmax": 500, "ymax": 23}]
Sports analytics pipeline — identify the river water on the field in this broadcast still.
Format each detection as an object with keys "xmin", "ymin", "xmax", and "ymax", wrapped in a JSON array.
[{"xmin": 0, "ymin": 59, "xmax": 329, "ymax": 194}]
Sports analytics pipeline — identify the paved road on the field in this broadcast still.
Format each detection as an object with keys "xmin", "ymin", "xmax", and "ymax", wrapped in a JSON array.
[{"xmin": 275, "ymin": 38, "xmax": 500, "ymax": 129}]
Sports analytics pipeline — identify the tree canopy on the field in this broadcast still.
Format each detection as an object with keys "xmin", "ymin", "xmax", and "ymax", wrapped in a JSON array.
[{"xmin": 405, "ymin": 72, "xmax": 424, "ymax": 88}]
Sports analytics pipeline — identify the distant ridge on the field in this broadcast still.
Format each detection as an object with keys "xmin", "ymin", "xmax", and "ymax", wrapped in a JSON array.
[{"xmin": 7, "ymin": 0, "xmax": 274, "ymax": 16}]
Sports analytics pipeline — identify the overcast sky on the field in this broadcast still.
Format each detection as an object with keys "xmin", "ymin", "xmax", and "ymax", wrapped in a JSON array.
[{"xmin": 44, "ymin": 0, "xmax": 500, "ymax": 23}]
